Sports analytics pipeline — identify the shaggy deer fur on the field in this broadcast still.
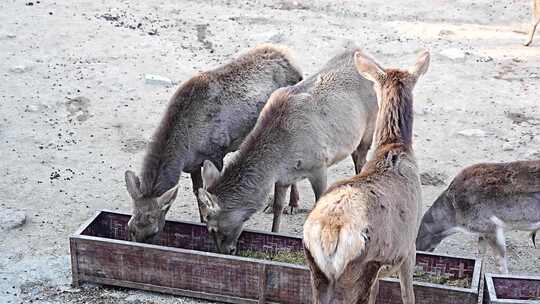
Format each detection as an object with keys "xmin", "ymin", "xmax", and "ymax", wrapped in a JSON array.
[
  {"xmin": 416, "ymin": 160, "xmax": 540, "ymax": 273},
  {"xmin": 524, "ymin": 0, "xmax": 540, "ymax": 46},
  {"xmin": 303, "ymin": 50, "xmax": 429, "ymax": 304},
  {"xmin": 198, "ymin": 48, "xmax": 378, "ymax": 254},
  {"xmin": 124, "ymin": 44, "xmax": 302, "ymax": 243}
]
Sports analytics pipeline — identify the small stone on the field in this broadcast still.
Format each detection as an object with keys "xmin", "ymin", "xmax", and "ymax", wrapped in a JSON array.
[
  {"xmin": 529, "ymin": 73, "xmax": 539, "ymax": 79},
  {"xmin": 0, "ymin": 33, "xmax": 17, "ymax": 40},
  {"xmin": 26, "ymin": 105, "xmax": 40, "ymax": 112},
  {"xmin": 440, "ymin": 48, "xmax": 466, "ymax": 60},
  {"xmin": 458, "ymin": 129, "xmax": 486, "ymax": 137},
  {"xmin": 144, "ymin": 74, "xmax": 174, "ymax": 86},
  {"xmin": 502, "ymin": 142, "xmax": 515, "ymax": 151},
  {"xmin": 251, "ymin": 31, "xmax": 285, "ymax": 43},
  {"xmin": 438, "ymin": 29, "xmax": 455, "ymax": 36},
  {"xmin": 0, "ymin": 207, "xmax": 27, "ymax": 231},
  {"xmin": 9, "ymin": 65, "xmax": 32, "ymax": 73},
  {"xmin": 527, "ymin": 149, "xmax": 540, "ymax": 158},
  {"xmin": 414, "ymin": 107, "xmax": 428, "ymax": 116}
]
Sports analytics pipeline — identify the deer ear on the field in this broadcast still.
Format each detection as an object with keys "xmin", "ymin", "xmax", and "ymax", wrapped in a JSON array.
[
  {"xmin": 202, "ymin": 160, "xmax": 221, "ymax": 189},
  {"xmin": 157, "ymin": 184, "xmax": 179, "ymax": 212},
  {"xmin": 125, "ymin": 170, "xmax": 142, "ymax": 199},
  {"xmin": 198, "ymin": 188, "xmax": 220, "ymax": 222},
  {"xmin": 409, "ymin": 50, "xmax": 430, "ymax": 79},
  {"xmin": 354, "ymin": 50, "xmax": 386, "ymax": 84}
]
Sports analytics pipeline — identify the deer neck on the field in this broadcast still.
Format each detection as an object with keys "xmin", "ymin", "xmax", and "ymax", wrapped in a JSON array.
[
  {"xmin": 424, "ymin": 192, "xmax": 457, "ymax": 233},
  {"xmin": 140, "ymin": 140, "xmax": 189, "ymax": 197},
  {"xmin": 372, "ymin": 80, "xmax": 414, "ymax": 151},
  {"xmin": 212, "ymin": 152, "xmax": 279, "ymax": 212}
]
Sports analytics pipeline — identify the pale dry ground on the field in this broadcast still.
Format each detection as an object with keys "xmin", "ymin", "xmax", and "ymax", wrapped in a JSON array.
[{"xmin": 0, "ymin": 0, "xmax": 539, "ymax": 303}]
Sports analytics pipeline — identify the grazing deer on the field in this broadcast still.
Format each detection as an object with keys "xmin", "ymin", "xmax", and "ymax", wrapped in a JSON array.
[
  {"xmin": 524, "ymin": 0, "xmax": 540, "ymax": 46},
  {"xmin": 416, "ymin": 160, "xmax": 540, "ymax": 273},
  {"xmin": 124, "ymin": 44, "xmax": 302, "ymax": 243},
  {"xmin": 198, "ymin": 48, "xmax": 379, "ymax": 254},
  {"xmin": 303, "ymin": 50, "xmax": 430, "ymax": 304}
]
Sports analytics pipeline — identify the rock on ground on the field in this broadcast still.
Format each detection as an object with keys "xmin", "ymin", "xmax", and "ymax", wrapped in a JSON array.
[{"xmin": 0, "ymin": 207, "xmax": 27, "ymax": 231}]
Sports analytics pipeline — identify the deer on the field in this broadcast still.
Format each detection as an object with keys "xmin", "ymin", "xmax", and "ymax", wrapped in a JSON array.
[
  {"xmin": 416, "ymin": 160, "xmax": 540, "ymax": 273},
  {"xmin": 197, "ymin": 47, "xmax": 379, "ymax": 254},
  {"xmin": 524, "ymin": 0, "xmax": 540, "ymax": 46},
  {"xmin": 303, "ymin": 50, "xmax": 430, "ymax": 304},
  {"xmin": 124, "ymin": 44, "xmax": 303, "ymax": 243}
]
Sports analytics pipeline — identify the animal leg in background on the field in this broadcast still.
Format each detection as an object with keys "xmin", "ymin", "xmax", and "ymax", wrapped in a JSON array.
[
  {"xmin": 191, "ymin": 169, "xmax": 205, "ymax": 222},
  {"xmin": 398, "ymin": 252, "xmax": 416, "ymax": 304},
  {"xmin": 309, "ymin": 167, "xmax": 328, "ymax": 202},
  {"xmin": 271, "ymin": 184, "xmax": 289, "ymax": 232},
  {"xmin": 524, "ymin": 0, "xmax": 540, "ymax": 46},
  {"xmin": 288, "ymin": 183, "xmax": 300, "ymax": 214}
]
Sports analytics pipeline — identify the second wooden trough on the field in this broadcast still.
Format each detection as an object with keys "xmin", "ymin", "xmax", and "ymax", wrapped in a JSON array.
[{"xmin": 70, "ymin": 210, "xmax": 482, "ymax": 304}]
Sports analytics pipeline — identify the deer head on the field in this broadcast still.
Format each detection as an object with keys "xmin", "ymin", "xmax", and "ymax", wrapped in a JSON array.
[
  {"xmin": 124, "ymin": 170, "xmax": 178, "ymax": 244},
  {"xmin": 198, "ymin": 160, "xmax": 249, "ymax": 254},
  {"xmin": 354, "ymin": 50, "xmax": 430, "ymax": 105}
]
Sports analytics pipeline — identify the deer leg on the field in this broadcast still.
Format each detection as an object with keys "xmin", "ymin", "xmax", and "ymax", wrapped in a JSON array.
[
  {"xmin": 367, "ymin": 278, "xmax": 380, "ymax": 304},
  {"xmin": 524, "ymin": 17, "xmax": 540, "ymax": 46},
  {"xmin": 309, "ymin": 167, "xmax": 328, "ymax": 204},
  {"xmin": 271, "ymin": 184, "xmax": 288, "ymax": 232},
  {"xmin": 478, "ymin": 235, "xmax": 489, "ymax": 256},
  {"xmin": 351, "ymin": 138, "xmax": 372, "ymax": 175},
  {"xmin": 288, "ymin": 183, "xmax": 300, "ymax": 215},
  {"xmin": 398, "ymin": 252, "xmax": 416, "ymax": 304},
  {"xmin": 485, "ymin": 231, "xmax": 509, "ymax": 273},
  {"xmin": 190, "ymin": 169, "xmax": 205, "ymax": 223},
  {"xmin": 264, "ymin": 184, "xmax": 299, "ymax": 215},
  {"xmin": 304, "ymin": 244, "xmax": 332, "ymax": 304}
]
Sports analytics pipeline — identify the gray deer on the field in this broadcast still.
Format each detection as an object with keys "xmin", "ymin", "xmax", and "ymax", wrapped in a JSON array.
[
  {"xmin": 198, "ymin": 48, "xmax": 379, "ymax": 254},
  {"xmin": 416, "ymin": 160, "xmax": 540, "ymax": 273},
  {"xmin": 124, "ymin": 44, "xmax": 302, "ymax": 243},
  {"xmin": 524, "ymin": 0, "xmax": 540, "ymax": 46},
  {"xmin": 303, "ymin": 50, "xmax": 429, "ymax": 304}
]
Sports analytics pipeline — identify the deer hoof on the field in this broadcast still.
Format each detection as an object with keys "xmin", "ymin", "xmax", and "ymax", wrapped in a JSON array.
[{"xmin": 263, "ymin": 203, "xmax": 274, "ymax": 214}]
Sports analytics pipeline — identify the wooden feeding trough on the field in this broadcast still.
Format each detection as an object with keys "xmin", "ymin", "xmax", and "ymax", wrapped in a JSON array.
[
  {"xmin": 483, "ymin": 273, "xmax": 540, "ymax": 303},
  {"xmin": 70, "ymin": 210, "xmax": 482, "ymax": 304}
]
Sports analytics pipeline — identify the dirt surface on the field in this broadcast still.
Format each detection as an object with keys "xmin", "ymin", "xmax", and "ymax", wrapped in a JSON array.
[{"xmin": 1, "ymin": 0, "xmax": 539, "ymax": 303}]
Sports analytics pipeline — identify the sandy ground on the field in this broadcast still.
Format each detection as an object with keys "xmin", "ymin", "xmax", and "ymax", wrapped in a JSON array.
[{"xmin": 1, "ymin": 0, "xmax": 539, "ymax": 303}]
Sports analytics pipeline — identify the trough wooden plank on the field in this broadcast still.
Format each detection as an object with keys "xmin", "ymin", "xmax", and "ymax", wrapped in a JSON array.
[{"xmin": 71, "ymin": 210, "xmax": 482, "ymax": 304}]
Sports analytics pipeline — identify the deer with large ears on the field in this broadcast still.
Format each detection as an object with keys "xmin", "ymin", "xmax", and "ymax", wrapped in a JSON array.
[
  {"xmin": 416, "ymin": 160, "xmax": 540, "ymax": 273},
  {"xmin": 124, "ymin": 44, "xmax": 302, "ymax": 244},
  {"xmin": 198, "ymin": 48, "xmax": 379, "ymax": 254},
  {"xmin": 303, "ymin": 50, "xmax": 429, "ymax": 304}
]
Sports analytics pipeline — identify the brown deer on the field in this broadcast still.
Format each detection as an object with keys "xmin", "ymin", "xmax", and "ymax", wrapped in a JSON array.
[
  {"xmin": 198, "ymin": 48, "xmax": 379, "ymax": 254},
  {"xmin": 303, "ymin": 50, "xmax": 430, "ymax": 304},
  {"xmin": 524, "ymin": 0, "xmax": 540, "ymax": 46},
  {"xmin": 124, "ymin": 44, "xmax": 302, "ymax": 243},
  {"xmin": 416, "ymin": 160, "xmax": 540, "ymax": 273}
]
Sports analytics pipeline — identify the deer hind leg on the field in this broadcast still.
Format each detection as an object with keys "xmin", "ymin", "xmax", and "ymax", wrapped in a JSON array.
[
  {"xmin": 367, "ymin": 278, "xmax": 380, "ymax": 304},
  {"xmin": 287, "ymin": 183, "xmax": 300, "ymax": 214},
  {"xmin": 264, "ymin": 184, "xmax": 299, "ymax": 215},
  {"xmin": 478, "ymin": 234, "xmax": 489, "ymax": 255},
  {"xmin": 304, "ymin": 244, "xmax": 332, "ymax": 304},
  {"xmin": 351, "ymin": 131, "xmax": 374, "ymax": 174},
  {"xmin": 271, "ymin": 184, "xmax": 289, "ymax": 232},
  {"xmin": 309, "ymin": 167, "xmax": 328, "ymax": 203},
  {"xmin": 524, "ymin": 17, "xmax": 540, "ymax": 46},
  {"xmin": 190, "ymin": 169, "xmax": 205, "ymax": 223},
  {"xmin": 398, "ymin": 252, "xmax": 416, "ymax": 304},
  {"xmin": 484, "ymin": 231, "xmax": 508, "ymax": 273}
]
